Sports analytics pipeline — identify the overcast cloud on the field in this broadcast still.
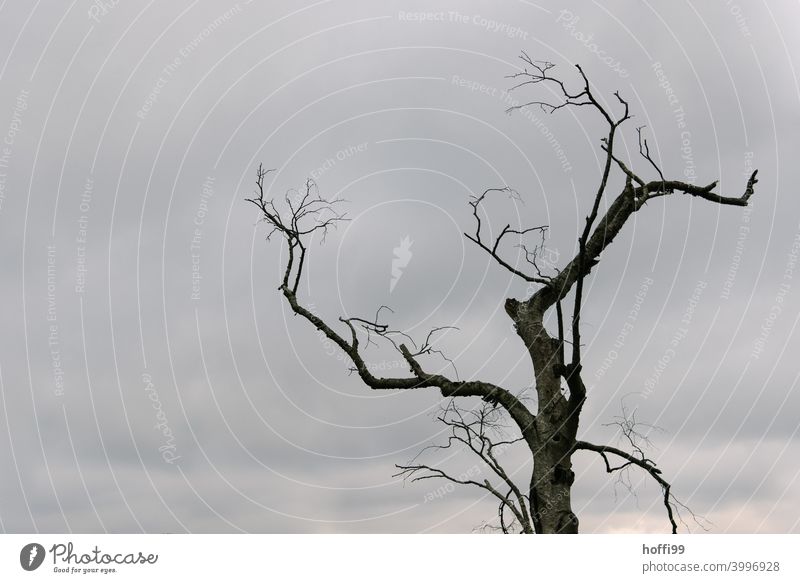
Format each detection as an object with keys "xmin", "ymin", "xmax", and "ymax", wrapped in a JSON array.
[{"xmin": 0, "ymin": 0, "xmax": 798, "ymax": 533}]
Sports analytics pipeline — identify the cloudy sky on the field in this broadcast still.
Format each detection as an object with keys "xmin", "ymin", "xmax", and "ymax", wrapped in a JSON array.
[{"xmin": 0, "ymin": 0, "xmax": 798, "ymax": 534}]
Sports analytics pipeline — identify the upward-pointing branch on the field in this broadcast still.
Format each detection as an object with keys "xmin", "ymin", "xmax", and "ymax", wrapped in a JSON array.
[
  {"xmin": 531, "ymin": 171, "xmax": 759, "ymax": 315},
  {"xmin": 249, "ymin": 169, "xmax": 537, "ymax": 439}
]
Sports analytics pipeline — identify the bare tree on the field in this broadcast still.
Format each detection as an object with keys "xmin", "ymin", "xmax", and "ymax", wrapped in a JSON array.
[{"xmin": 248, "ymin": 54, "xmax": 759, "ymax": 534}]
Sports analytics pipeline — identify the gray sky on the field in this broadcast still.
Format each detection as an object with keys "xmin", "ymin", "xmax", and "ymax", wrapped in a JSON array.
[{"xmin": 0, "ymin": 0, "xmax": 799, "ymax": 533}]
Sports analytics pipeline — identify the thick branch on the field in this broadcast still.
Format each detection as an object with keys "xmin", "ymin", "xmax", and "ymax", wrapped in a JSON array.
[
  {"xmin": 250, "ymin": 167, "xmax": 537, "ymax": 437},
  {"xmin": 532, "ymin": 171, "xmax": 759, "ymax": 314},
  {"xmin": 507, "ymin": 61, "xmax": 760, "ymax": 333},
  {"xmin": 504, "ymin": 57, "xmax": 631, "ymax": 368},
  {"xmin": 280, "ymin": 280, "xmax": 537, "ymax": 434},
  {"xmin": 645, "ymin": 172, "xmax": 758, "ymax": 206}
]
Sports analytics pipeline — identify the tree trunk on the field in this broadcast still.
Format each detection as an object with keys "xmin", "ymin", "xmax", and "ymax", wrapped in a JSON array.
[{"xmin": 506, "ymin": 298, "xmax": 580, "ymax": 533}]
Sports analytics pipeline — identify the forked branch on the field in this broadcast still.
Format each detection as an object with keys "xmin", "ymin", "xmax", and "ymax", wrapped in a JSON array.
[
  {"xmin": 464, "ymin": 187, "xmax": 551, "ymax": 284},
  {"xmin": 248, "ymin": 167, "xmax": 537, "ymax": 436},
  {"xmin": 574, "ymin": 440, "xmax": 679, "ymax": 533},
  {"xmin": 245, "ymin": 164, "xmax": 348, "ymax": 293},
  {"xmin": 573, "ymin": 404, "xmax": 698, "ymax": 534},
  {"xmin": 395, "ymin": 400, "xmax": 533, "ymax": 533}
]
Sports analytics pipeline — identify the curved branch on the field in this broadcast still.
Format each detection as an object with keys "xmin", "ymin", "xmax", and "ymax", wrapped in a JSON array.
[
  {"xmin": 532, "ymin": 169, "xmax": 759, "ymax": 315},
  {"xmin": 250, "ymin": 167, "xmax": 537, "ymax": 436},
  {"xmin": 573, "ymin": 440, "xmax": 678, "ymax": 534},
  {"xmin": 396, "ymin": 400, "xmax": 533, "ymax": 533},
  {"xmin": 506, "ymin": 61, "xmax": 760, "ymax": 370},
  {"xmin": 465, "ymin": 187, "xmax": 550, "ymax": 285},
  {"xmin": 503, "ymin": 56, "xmax": 633, "ymax": 369}
]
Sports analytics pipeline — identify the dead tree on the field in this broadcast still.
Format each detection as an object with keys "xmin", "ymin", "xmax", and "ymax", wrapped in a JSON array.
[{"xmin": 248, "ymin": 54, "xmax": 758, "ymax": 533}]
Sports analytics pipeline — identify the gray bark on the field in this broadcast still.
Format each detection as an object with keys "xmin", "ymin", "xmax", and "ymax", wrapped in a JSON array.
[{"xmin": 505, "ymin": 297, "xmax": 581, "ymax": 533}]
